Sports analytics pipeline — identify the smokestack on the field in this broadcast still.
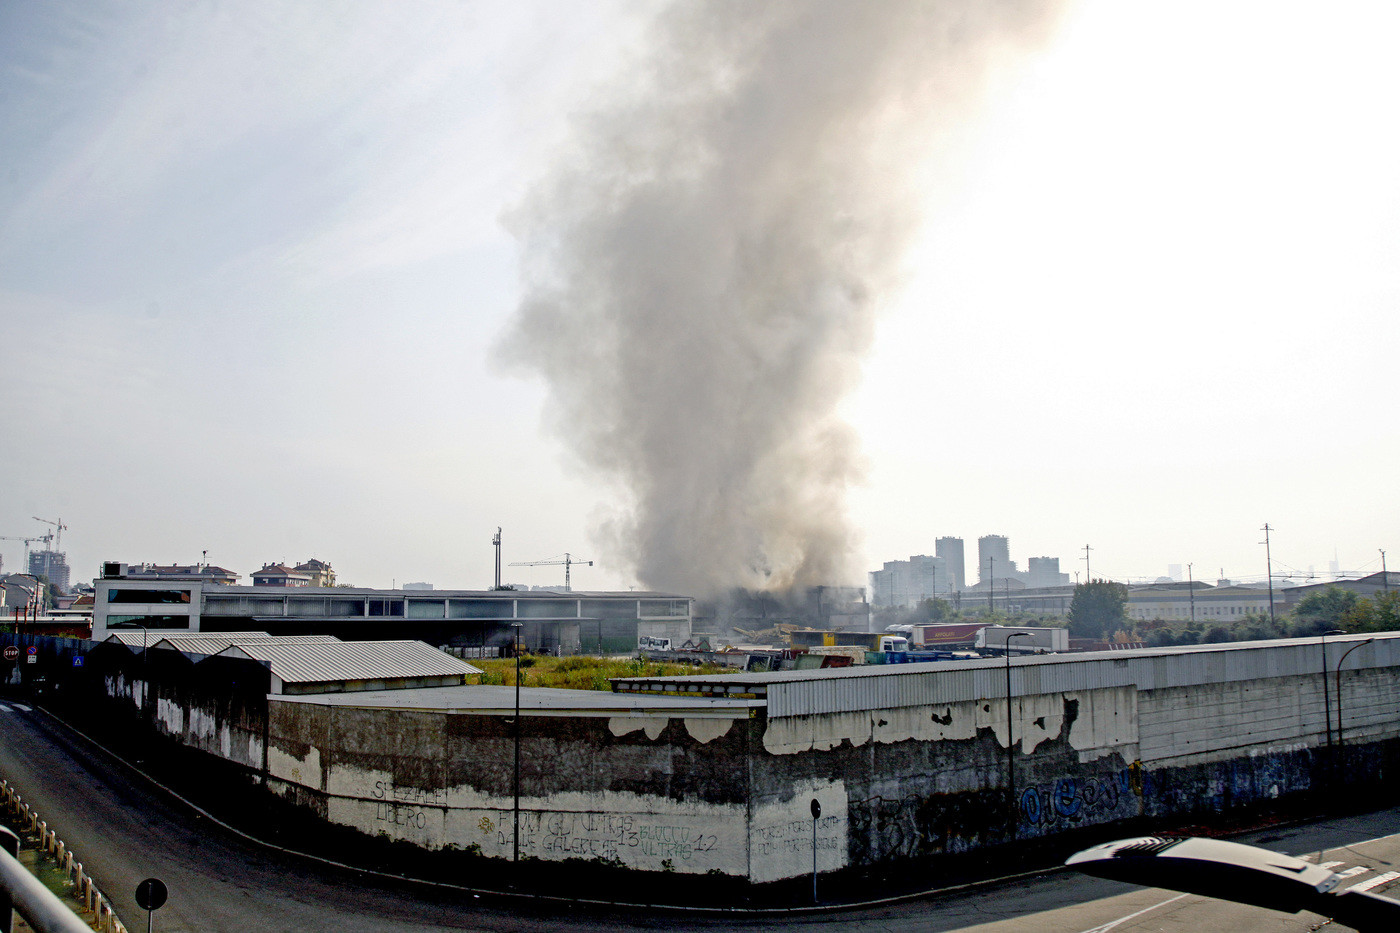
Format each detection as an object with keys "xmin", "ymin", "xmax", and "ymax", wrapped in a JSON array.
[{"xmin": 503, "ymin": 1, "xmax": 1066, "ymax": 597}]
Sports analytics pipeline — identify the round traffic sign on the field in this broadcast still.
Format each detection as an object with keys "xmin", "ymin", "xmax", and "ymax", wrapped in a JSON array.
[
  {"xmin": 135, "ymin": 878, "xmax": 168, "ymax": 911},
  {"xmin": 2, "ymin": 646, "xmax": 17, "ymax": 661}
]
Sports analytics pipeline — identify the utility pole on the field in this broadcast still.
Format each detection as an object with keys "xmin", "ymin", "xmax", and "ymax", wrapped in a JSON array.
[
  {"xmin": 1382, "ymin": 549, "xmax": 1389, "ymax": 594},
  {"xmin": 988, "ymin": 556, "xmax": 995, "ymax": 615},
  {"xmin": 1187, "ymin": 563, "xmax": 1196, "ymax": 624},
  {"xmin": 1261, "ymin": 523, "xmax": 1276, "ymax": 627},
  {"xmin": 1083, "ymin": 544, "xmax": 1092, "ymax": 583}
]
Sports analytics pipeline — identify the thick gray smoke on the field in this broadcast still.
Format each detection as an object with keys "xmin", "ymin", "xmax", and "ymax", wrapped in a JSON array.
[{"xmin": 504, "ymin": 1, "xmax": 1064, "ymax": 597}]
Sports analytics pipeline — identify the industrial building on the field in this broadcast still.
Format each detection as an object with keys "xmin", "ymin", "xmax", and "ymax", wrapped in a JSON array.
[{"xmin": 91, "ymin": 567, "xmax": 693, "ymax": 655}]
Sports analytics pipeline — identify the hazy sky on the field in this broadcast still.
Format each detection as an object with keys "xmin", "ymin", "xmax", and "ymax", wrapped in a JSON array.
[{"xmin": 2, "ymin": 1, "xmax": 1396, "ymax": 593}]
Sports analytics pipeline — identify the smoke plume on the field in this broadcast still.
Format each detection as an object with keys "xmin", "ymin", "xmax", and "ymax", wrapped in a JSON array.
[{"xmin": 504, "ymin": 1, "xmax": 1064, "ymax": 597}]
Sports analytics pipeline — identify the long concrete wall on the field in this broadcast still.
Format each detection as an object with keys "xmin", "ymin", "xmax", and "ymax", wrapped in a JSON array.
[
  {"xmin": 263, "ymin": 702, "xmax": 759, "ymax": 875},
  {"xmin": 38, "ymin": 633, "xmax": 1400, "ymax": 888}
]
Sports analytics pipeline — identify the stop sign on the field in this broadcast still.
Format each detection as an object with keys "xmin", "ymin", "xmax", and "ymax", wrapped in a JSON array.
[{"xmin": 2, "ymin": 646, "xmax": 17, "ymax": 661}]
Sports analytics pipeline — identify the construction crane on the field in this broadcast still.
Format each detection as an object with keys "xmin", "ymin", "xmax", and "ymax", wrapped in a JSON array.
[
  {"xmin": 33, "ymin": 517, "xmax": 67, "ymax": 553},
  {"xmin": 508, "ymin": 553, "xmax": 593, "ymax": 592},
  {"xmin": 0, "ymin": 534, "xmax": 51, "ymax": 573}
]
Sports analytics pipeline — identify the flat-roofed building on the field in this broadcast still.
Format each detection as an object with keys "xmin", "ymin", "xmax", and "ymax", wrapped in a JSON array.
[{"xmin": 91, "ymin": 567, "xmax": 692, "ymax": 655}]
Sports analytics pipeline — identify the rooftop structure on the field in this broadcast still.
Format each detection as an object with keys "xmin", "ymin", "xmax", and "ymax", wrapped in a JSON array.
[
  {"xmin": 91, "ymin": 573, "xmax": 694, "ymax": 656},
  {"xmin": 124, "ymin": 562, "xmax": 241, "ymax": 585}
]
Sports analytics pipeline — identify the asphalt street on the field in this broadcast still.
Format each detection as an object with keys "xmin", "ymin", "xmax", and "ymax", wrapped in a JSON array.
[{"xmin": 2, "ymin": 696, "xmax": 1398, "ymax": 932}]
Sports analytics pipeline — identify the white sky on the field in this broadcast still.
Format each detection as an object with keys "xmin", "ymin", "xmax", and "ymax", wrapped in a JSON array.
[{"xmin": 1, "ymin": 1, "xmax": 1396, "ymax": 591}]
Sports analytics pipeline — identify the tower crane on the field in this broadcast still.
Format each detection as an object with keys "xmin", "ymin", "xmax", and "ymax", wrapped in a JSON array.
[
  {"xmin": 33, "ymin": 517, "xmax": 67, "ymax": 553},
  {"xmin": 508, "ymin": 553, "xmax": 593, "ymax": 592},
  {"xmin": 1, "ymin": 534, "xmax": 52, "ymax": 569}
]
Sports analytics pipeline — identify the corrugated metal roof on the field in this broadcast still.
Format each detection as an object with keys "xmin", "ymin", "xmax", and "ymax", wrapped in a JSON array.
[
  {"xmin": 217, "ymin": 640, "xmax": 479, "ymax": 685},
  {"xmin": 151, "ymin": 633, "xmax": 340, "ymax": 656},
  {"xmin": 612, "ymin": 635, "xmax": 1400, "ymax": 718},
  {"xmin": 104, "ymin": 630, "xmax": 279, "ymax": 648}
]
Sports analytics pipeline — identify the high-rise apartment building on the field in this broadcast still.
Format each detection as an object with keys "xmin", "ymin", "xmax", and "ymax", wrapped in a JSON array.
[
  {"xmin": 935, "ymin": 537, "xmax": 966, "ymax": 592},
  {"xmin": 1026, "ymin": 556, "xmax": 1069, "ymax": 588},
  {"xmin": 978, "ymin": 535, "xmax": 1011, "ymax": 584},
  {"xmin": 28, "ymin": 550, "xmax": 70, "ymax": 592}
]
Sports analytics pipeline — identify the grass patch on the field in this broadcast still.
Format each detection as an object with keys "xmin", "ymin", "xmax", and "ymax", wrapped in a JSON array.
[{"xmin": 469, "ymin": 656, "xmax": 726, "ymax": 690}]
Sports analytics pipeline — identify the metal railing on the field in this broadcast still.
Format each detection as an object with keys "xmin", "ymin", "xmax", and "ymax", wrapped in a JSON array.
[{"xmin": 0, "ymin": 780, "xmax": 126, "ymax": 933}]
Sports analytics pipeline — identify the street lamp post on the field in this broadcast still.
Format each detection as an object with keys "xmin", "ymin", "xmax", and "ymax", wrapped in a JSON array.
[
  {"xmin": 511, "ymin": 622, "xmax": 523, "ymax": 864},
  {"xmin": 1335, "ymin": 638, "xmax": 1375, "ymax": 762},
  {"xmin": 1005, "ymin": 631, "xmax": 1033, "ymax": 837},
  {"xmin": 1320, "ymin": 630, "xmax": 1345, "ymax": 751}
]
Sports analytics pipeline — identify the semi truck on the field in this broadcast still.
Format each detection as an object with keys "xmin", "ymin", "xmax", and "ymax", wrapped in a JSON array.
[
  {"xmin": 976, "ymin": 625, "xmax": 1068, "ymax": 653},
  {"xmin": 909, "ymin": 623, "xmax": 987, "ymax": 649}
]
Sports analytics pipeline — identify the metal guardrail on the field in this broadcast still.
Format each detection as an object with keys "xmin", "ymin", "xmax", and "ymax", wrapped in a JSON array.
[
  {"xmin": 1, "ymin": 826, "xmax": 101, "ymax": 933},
  {"xmin": 0, "ymin": 780, "xmax": 126, "ymax": 933}
]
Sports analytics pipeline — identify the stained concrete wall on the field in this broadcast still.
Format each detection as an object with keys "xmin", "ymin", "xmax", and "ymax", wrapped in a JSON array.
[
  {"xmin": 264, "ymin": 702, "xmax": 757, "ymax": 875},
  {"xmin": 48, "ymin": 634, "xmax": 1400, "ymax": 888}
]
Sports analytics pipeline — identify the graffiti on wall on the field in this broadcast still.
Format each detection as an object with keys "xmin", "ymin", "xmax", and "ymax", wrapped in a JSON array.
[
  {"xmin": 751, "ymin": 816, "xmax": 844, "ymax": 860},
  {"xmin": 849, "ymin": 789, "xmax": 998, "ymax": 862},
  {"xmin": 1141, "ymin": 748, "xmax": 1309, "ymax": 819},
  {"xmin": 848, "ymin": 764, "xmax": 1145, "ymax": 863},
  {"xmin": 481, "ymin": 811, "xmax": 721, "ymax": 864},
  {"xmin": 371, "ymin": 780, "xmax": 448, "ymax": 831},
  {"xmin": 1018, "ymin": 766, "xmax": 1141, "ymax": 832}
]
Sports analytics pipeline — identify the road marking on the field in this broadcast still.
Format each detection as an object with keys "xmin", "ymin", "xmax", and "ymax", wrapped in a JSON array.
[
  {"xmin": 1319, "ymin": 860, "xmax": 1346, "ymax": 869},
  {"xmin": 1348, "ymin": 870, "xmax": 1400, "ymax": 893},
  {"xmin": 1337, "ymin": 866, "xmax": 1370, "ymax": 878},
  {"xmin": 0, "ymin": 702, "xmax": 32, "ymax": 713},
  {"xmin": 1076, "ymin": 893, "xmax": 1190, "ymax": 933}
]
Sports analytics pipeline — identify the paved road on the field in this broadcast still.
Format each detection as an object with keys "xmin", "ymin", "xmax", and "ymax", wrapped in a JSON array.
[{"xmin": 2, "ymin": 697, "xmax": 1398, "ymax": 932}]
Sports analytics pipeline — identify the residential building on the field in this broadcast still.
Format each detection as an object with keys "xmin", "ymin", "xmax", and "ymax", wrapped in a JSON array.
[
  {"xmin": 251, "ymin": 563, "xmax": 311, "ymax": 587},
  {"xmin": 869, "ymin": 555, "xmax": 948, "ymax": 608},
  {"xmin": 936, "ymin": 537, "xmax": 966, "ymax": 592},
  {"xmin": 1026, "ymin": 556, "xmax": 1070, "ymax": 589},
  {"xmin": 124, "ymin": 563, "xmax": 241, "ymax": 585},
  {"xmin": 2, "ymin": 574, "xmax": 43, "ymax": 617},
  {"xmin": 294, "ymin": 559, "xmax": 336, "ymax": 587},
  {"xmin": 28, "ymin": 549, "xmax": 70, "ymax": 592},
  {"xmin": 978, "ymin": 535, "xmax": 1011, "ymax": 584}
]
